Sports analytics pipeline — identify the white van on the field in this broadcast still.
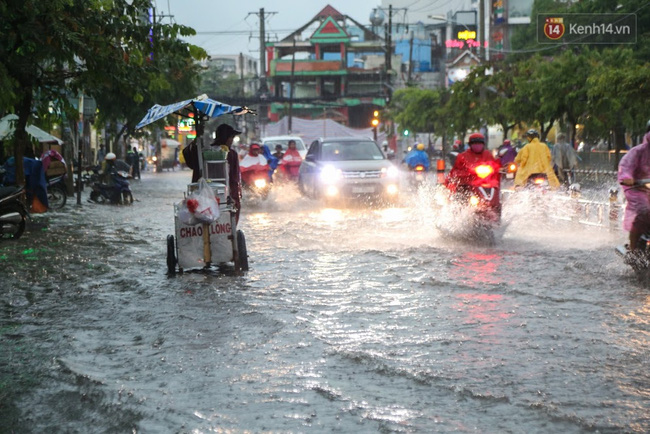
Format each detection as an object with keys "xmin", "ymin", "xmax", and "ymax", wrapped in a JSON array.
[{"xmin": 261, "ymin": 136, "xmax": 307, "ymax": 159}]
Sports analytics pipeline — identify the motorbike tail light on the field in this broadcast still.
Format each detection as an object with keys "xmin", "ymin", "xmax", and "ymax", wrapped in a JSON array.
[
  {"xmin": 533, "ymin": 177, "xmax": 547, "ymax": 186},
  {"xmin": 508, "ymin": 163, "xmax": 517, "ymax": 173},
  {"xmin": 475, "ymin": 164, "xmax": 494, "ymax": 179},
  {"xmin": 415, "ymin": 165, "xmax": 425, "ymax": 172}
]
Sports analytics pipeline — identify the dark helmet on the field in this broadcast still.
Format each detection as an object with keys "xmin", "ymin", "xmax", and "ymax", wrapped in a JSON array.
[
  {"xmin": 526, "ymin": 129, "xmax": 539, "ymax": 139},
  {"xmin": 468, "ymin": 132, "xmax": 485, "ymax": 144}
]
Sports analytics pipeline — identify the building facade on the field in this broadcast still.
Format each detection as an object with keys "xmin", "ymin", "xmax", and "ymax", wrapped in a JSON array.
[{"xmin": 265, "ymin": 5, "xmax": 390, "ymax": 128}]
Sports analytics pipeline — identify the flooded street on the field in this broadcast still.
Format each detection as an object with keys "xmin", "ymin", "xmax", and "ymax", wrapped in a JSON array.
[{"xmin": 1, "ymin": 169, "xmax": 648, "ymax": 433}]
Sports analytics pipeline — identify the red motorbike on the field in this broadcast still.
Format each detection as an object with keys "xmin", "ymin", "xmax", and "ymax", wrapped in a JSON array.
[
  {"xmin": 241, "ymin": 167, "xmax": 271, "ymax": 200},
  {"xmin": 440, "ymin": 162, "xmax": 502, "ymax": 243},
  {"xmin": 452, "ymin": 163, "xmax": 501, "ymax": 224},
  {"xmin": 279, "ymin": 160, "xmax": 301, "ymax": 182}
]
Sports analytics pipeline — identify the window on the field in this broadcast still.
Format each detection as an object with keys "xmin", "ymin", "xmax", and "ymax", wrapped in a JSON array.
[{"xmin": 321, "ymin": 141, "xmax": 384, "ymax": 161}]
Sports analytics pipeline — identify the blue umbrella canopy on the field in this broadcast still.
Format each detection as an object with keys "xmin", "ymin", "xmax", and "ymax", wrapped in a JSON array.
[{"xmin": 136, "ymin": 95, "xmax": 254, "ymax": 130}]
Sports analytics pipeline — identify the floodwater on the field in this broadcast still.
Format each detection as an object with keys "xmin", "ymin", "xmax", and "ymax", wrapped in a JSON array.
[{"xmin": 1, "ymin": 170, "xmax": 648, "ymax": 433}]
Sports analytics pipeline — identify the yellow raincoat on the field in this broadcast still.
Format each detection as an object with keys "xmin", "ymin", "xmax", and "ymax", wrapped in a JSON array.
[{"xmin": 514, "ymin": 138, "xmax": 560, "ymax": 188}]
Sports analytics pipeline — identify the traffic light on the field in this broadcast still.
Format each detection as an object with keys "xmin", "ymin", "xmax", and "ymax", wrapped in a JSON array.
[
  {"xmin": 371, "ymin": 110, "xmax": 380, "ymax": 141},
  {"xmin": 371, "ymin": 110, "xmax": 380, "ymax": 128},
  {"xmin": 403, "ymin": 129, "xmax": 410, "ymax": 136}
]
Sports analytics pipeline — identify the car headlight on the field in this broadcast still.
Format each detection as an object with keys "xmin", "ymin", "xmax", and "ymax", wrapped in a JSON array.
[
  {"xmin": 320, "ymin": 165, "xmax": 342, "ymax": 184},
  {"xmin": 382, "ymin": 166, "xmax": 399, "ymax": 178}
]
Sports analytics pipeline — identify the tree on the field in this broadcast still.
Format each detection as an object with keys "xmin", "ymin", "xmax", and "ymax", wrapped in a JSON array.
[
  {"xmin": 0, "ymin": 0, "xmax": 205, "ymax": 185},
  {"xmin": 587, "ymin": 48, "xmax": 650, "ymax": 166}
]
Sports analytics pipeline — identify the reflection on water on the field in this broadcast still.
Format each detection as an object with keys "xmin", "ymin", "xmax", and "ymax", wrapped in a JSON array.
[{"xmin": 0, "ymin": 171, "xmax": 648, "ymax": 433}]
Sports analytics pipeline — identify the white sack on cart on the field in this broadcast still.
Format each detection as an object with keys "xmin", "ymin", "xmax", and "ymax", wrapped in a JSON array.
[{"xmin": 179, "ymin": 178, "xmax": 220, "ymax": 225}]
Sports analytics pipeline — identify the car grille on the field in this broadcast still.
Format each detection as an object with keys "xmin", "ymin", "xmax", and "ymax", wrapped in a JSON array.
[{"xmin": 342, "ymin": 170, "xmax": 383, "ymax": 179}]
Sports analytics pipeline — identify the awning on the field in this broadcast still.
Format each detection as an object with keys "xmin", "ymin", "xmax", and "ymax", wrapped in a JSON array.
[
  {"xmin": 0, "ymin": 114, "xmax": 63, "ymax": 145},
  {"xmin": 136, "ymin": 95, "xmax": 255, "ymax": 130}
]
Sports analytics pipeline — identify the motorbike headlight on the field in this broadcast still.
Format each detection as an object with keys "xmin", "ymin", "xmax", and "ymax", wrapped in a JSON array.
[
  {"xmin": 320, "ymin": 165, "xmax": 342, "ymax": 184},
  {"xmin": 254, "ymin": 178, "xmax": 267, "ymax": 189},
  {"xmin": 469, "ymin": 195, "xmax": 480, "ymax": 207}
]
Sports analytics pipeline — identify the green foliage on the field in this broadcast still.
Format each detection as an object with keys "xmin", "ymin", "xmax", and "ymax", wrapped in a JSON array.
[{"xmin": 0, "ymin": 0, "xmax": 208, "ymax": 179}]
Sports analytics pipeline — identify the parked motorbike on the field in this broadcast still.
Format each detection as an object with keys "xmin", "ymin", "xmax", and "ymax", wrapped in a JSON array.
[
  {"xmin": 0, "ymin": 171, "xmax": 29, "ymax": 239},
  {"xmin": 46, "ymin": 174, "xmax": 67, "ymax": 209},
  {"xmin": 89, "ymin": 169, "xmax": 133, "ymax": 205}
]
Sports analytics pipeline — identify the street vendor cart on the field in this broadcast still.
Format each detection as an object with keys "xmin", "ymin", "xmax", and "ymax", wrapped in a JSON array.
[{"xmin": 135, "ymin": 95, "xmax": 255, "ymax": 274}]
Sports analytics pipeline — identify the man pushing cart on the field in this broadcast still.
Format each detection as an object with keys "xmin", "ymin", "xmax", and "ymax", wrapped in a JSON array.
[{"xmin": 135, "ymin": 95, "xmax": 255, "ymax": 274}]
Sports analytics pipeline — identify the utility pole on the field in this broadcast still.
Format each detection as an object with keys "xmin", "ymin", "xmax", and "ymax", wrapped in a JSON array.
[
  {"xmin": 407, "ymin": 31, "xmax": 414, "ymax": 85},
  {"xmin": 259, "ymin": 8, "xmax": 268, "ymax": 95},
  {"xmin": 387, "ymin": 4, "xmax": 392, "ymax": 100},
  {"xmin": 247, "ymin": 7, "xmax": 277, "ymax": 129},
  {"xmin": 239, "ymin": 52, "xmax": 245, "ymax": 96},
  {"xmin": 474, "ymin": 0, "xmax": 485, "ymax": 62},
  {"xmin": 288, "ymin": 36, "xmax": 296, "ymax": 133}
]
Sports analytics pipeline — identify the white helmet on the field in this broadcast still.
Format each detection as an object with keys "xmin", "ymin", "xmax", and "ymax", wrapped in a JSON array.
[{"xmin": 105, "ymin": 152, "xmax": 116, "ymax": 161}]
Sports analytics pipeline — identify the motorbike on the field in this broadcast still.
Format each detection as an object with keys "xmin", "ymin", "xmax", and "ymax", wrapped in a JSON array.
[
  {"xmin": 89, "ymin": 169, "xmax": 134, "ymax": 205},
  {"xmin": 407, "ymin": 164, "xmax": 429, "ymax": 188},
  {"xmin": 0, "ymin": 168, "xmax": 29, "ymax": 240},
  {"xmin": 278, "ymin": 160, "xmax": 301, "ymax": 182},
  {"xmin": 501, "ymin": 162, "xmax": 517, "ymax": 182},
  {"xmin": 526, "ymin": 173, "xmax": 550, "ymax": 189},
  {"xmin": 615, "ymin": 179, "xmax": 650, "ymax": 275},
  {"xmin": 46, "ymin": 174, "xmax": 67, "ymax": 209},
  {"xmin": 241, "ymin": 168, "xmax": 271, "ymax": 200},
  {"xmin": 439, "ymin": 163, "xmax": 501, "ymax": 244}
]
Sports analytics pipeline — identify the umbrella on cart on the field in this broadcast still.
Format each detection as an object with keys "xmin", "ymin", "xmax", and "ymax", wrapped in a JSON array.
[
  {"xmin": 136, "ymin": 94, "xmax": 254, "ymax": 133},
  {"xmin": 136, "ymin": 95, "xmax": 255, "ymax": 273},
  {"xmin": 136, "ymin": 94, "xmax": 254, "ymax": 173}
]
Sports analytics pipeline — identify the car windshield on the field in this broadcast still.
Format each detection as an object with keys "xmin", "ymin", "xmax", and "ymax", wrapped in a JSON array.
[
  {"xmin": 263, "ymin": 139, "xmax": 306, "ymax": 152},
  {"xmin": 321, "ymin": 141, "xmax": 384, "ymax": 161}
]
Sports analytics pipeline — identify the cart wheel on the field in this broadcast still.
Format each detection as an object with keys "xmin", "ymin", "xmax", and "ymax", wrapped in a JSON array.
[
  {"xmin": 237, "ymin": 230, "xmax": 249, "ymax": 271},
  {"xmin": 166, "ymin": 234, "xmax": 177, "ymax": 275}
]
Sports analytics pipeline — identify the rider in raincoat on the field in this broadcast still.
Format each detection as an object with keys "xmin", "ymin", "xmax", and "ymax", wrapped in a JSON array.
[
  {"xmin": 552, "ymin": 133, "xmax": 580, "ymax": 184},
  {"xmin": 618, "ymin": 129, "xmax": 650, "ymax": 254},
  {"xmin": 445, "ymin": 132, "xmax": 500, "ymax": 192},
  {"xmin": 261, "ymin": 143, "xmax": 279, "ymax": 182},
  {"xmin": 514, "ymin": 129, "xmax": 560, "ymax": 188},
  {"xmin": 497, "ymin": 139, "xmax": 517, "ymax": 166},
  {"xmin": 240, "ymin": 144, "xmax": 270, "ymax": 186},
  {"xmin": 279, "ymin": 140, "xmax": 303, "ymax": 180},
  {"xmin": 403, "ymin": 143, "xmax": 430, "ymax": 170}
]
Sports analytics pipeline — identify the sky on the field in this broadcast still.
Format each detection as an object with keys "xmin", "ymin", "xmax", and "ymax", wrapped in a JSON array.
[
  {"xmin": 159, "ymin": 0, "xmax": 471, "ymax": 58},
  {"xmin": 160, "ymin": 1, "xmax": 382, "ymax": 57}
]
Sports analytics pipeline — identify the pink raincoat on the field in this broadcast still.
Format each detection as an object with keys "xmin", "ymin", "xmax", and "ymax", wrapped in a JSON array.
[{"xmin": 618, "ymin": 132, "xmax": 650, "ymax": 231}]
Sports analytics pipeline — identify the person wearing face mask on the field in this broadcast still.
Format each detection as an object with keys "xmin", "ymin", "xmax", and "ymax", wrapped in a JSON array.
[{"xmin": 445, "ymin": 132, "xmax": 500, "ymax": 193}]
